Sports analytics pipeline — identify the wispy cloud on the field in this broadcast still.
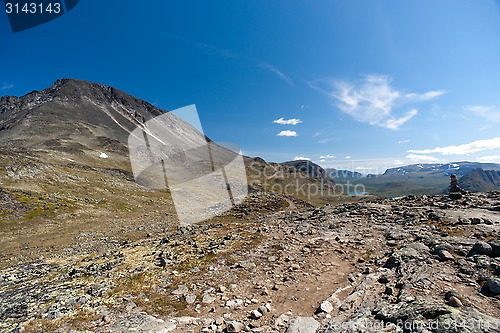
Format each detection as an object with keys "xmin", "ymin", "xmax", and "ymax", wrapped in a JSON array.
[
  {"xmin": 277, "ymin": 130, "xmax": 298, "ymax": 137},
  {"xmin": 408, "ymin": 137, "xmax": 500, "ymax": 155},
  {"xmin": 273, "ymin": 117, "xmax": 302, "ymax": 125},
  {"xmin": 406, "ymin": 154, "xmax": 442, "ymax": 163},
  {"xmin": 467, "ymin": 105, "xmax": 500, "ymax": 123},
  {"xmin": 314, "ymin": 132, "xmax": 340, "ymax": 144},
  {"xmin": 310, "ymin": 74, "xmax": 445, "ymax": 130},
  {"xmin": 259, "ymin": 62, "xmax": 294, "ymax": 86},
  {"xmin": 345, "ymin": 156, "xmax": 351, "ymax": 159},
  {"xmin": 1, "ymin": 82, "xmax": 14, "ymax": 90},
  {"xmin": 384, "ymin": 109, "xmax": 418, "ymax": 130},
  {"xmin": 294, "ymin": 156, "xmax": 310, "ymax": 161},
  {"xmin": 320, "ymin": 154, "xmax": 335, "ymax": 159},
  {"xmin": 172, "ymin": 35, "xmax": 239, "ymax": 59},
  {"xmin": 317, "ymin": 137, "xmax": 339, "ymax": 144},
  {"xmin": 398, "ymin": 140, "xmax": 410, "ymax": 144}
]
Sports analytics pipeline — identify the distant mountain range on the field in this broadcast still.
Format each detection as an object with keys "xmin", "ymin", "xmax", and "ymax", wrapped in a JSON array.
[
  {"xmin": 381, "ymin": 162, "xmax": 500, "ymax": 178},
  {"xmin": 279, "ymin": 160, "xmax": 500, "ymax": 197},
  {"xmin": 333, "ymin": 162, "xmax": 500, "ymax": 197}
]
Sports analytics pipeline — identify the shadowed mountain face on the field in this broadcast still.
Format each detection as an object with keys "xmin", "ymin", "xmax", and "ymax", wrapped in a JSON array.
[
  {"xmin": 0, "ymin": 79, "xmax": 168, "ymax": 160},
  {"xmin": 281, "ymin": 160, "xmax": 335, "ymax": 186},
  {"xmin": 459, "ymin": 168, "xmax": 500, "ymax": 192},
  {"xmin": 326, "ymin": 168, "xmax": 363, "ymax": 180}
]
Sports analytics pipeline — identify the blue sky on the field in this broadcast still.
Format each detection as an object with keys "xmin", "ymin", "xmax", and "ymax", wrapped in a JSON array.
[{"xmin": 2, "ymin": 0, "xmax": 500, "ymax": 174}]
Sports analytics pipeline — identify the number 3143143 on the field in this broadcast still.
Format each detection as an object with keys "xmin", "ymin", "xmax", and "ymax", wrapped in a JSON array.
[{"xmin": 5, "ymin": 2, "xmax": 62, "ymax": 14}]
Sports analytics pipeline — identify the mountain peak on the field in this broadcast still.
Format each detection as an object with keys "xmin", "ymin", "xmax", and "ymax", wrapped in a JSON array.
[{"xmin": 0, "ymin": 79, "xmax": 168, "ymax": 156}]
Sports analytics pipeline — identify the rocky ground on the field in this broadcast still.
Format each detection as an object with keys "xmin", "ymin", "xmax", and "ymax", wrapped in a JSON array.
[{"xmin": 1, "ymin": 191, "xmax": 500, "ymax": 333}]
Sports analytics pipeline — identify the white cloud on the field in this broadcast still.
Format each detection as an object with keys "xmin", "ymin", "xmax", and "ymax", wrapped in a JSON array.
[
  {"xmin": 398, "ymin": 140, "xmax": 410, "ymax": 144},
  {"xmin": 475, "ymin": 155, "xmax": 500, "ymax": 164},
  {"xmin": 320, "ymin": 154, "xmax": 335, "ymax": 159},
  {"xmin": 1, "ymin": 82, "xmax": 14, "ymax": 90},
  {"xmin": 259, "ymin": 62, "xmax": 294, "ymax": 86},
  {"xmin": 345, "ymin": 156, "xmax": 351, "ymax": 159},
  {"xmin": 311, "ymin": 74, "xmax": 445, "ymax": 130},
  {"xmin": 467, "ymin": 105, "xmax": 500, "ymax": 123},
  {"xmin": 394, "ymin": 160, "xmax": 405, "ymax": 166},
  {"xmin": 406, "ymin": 154, "xmax": 442, "ymax": 163},
  {"xmin": 277, "ymin": 130, "xmax": 298, "ymax": 137},
  {"xmin": 294, "ymin": 156, "xmax": 310, "ymax": 161},
  {"xmin": 273, "ymin": 117, "xmax": 302, "ymax": 125},
  {"xmin": 408, "ymin": 137, "xmax": 500, "ymax": 155}
]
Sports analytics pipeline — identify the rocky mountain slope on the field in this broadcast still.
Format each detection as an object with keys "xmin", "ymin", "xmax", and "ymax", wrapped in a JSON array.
[
  {"xmin": 281, "ymin": 160, "xmax": 334, "ymax": 186},
  {"xmin": 325, "ymin": 169, "xmax": 363, "ymax": 181},
  {"xmin": 1, "ymin": 192, "xmax": 499, "ymax": 332},
  {"xmin": 460, "ymin": 169, "xmax": 500, "ymax": 193},
  {"xmin": 0, "ymin": 78, "xmax": 165, "ymax": 160}
]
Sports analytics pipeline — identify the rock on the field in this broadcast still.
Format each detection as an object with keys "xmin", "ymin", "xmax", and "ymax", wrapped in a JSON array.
[
  {"xmin": 172, "ymin": 285, "xmax": 188, "ymax": 295},
  {"xmin": 237, "ymin": 261, "xmax": 256, "ymax": 270},
  {"xmin": 485, "ymin": 277, "xmax": 500, "ymax": 295},
  {"xmin": 202, "ymin": 294, "xmax": 216, "ymax": 304},
  {"xmin": 444, "ymin": 290, "xmax": 464, "ymax": 303},
  {"xmin": 339, "ymin": 303, "xmax": 350, "ymax": 312},
  {"xmin": 226, "ymin": 299, "xmax": 244, "ymax": 308},
  {"xmin": 286, "ymin": 317, "xmax": 319, "ymax": 333},
  {"xmin": 470, "ymin": 217, "xmax": 483, "ymax": 225},
  {"xmin": 488, "ymin": 240, "xmax": 500, "ymax": 257},
  {"xmin": 250, "ymin": 309, "xmax": 263, "ymax": 319},
  {"xmin": 447, "ymin": 296, "xmax": 463, "ymax": 307},
  {"xmin": 384, "ymin": 255, "xmax": 401, "ymax": 268},
  {"xmin": 316, "ymin": 300, "xmax": 334, "ymax": 314},
  {"xmin": 264, "ymin": 302, "xmax": 272, "ymax": 312},
  {"xmin": 258, "ymin": 305, "xmax": 268, "ymax": 315},
  {"xmin": 470, "ymin": 241, "xmax": 493, "ymax": 256},
  {"xmin": 374, "ymin": 298, "xmax": 500, "ymax": 333},
  {"xmin": 184, "ymin": 294, "xmax": 196, "ymax": 304},
  {"xmin": 227, "ymin": 321, "xmax": 244, "ymax": 332},
  {"xmin": 437, "ymin": 250, "xmax": 454, "ymax": 261},
  {"xmin": 275, "ymin": 313, "xmax": 290, "ymax": 327},
  {"xmin": 378, "ymin": 275, "xmax": 389, "ymax": 284}
]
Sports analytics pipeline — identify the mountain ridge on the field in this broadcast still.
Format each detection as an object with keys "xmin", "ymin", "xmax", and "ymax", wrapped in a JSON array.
[{"xmin": 459, "ymin": 168, "xmax": 500, "ymax": 192}]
